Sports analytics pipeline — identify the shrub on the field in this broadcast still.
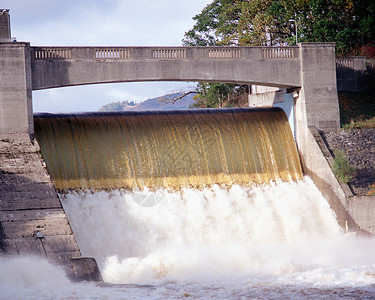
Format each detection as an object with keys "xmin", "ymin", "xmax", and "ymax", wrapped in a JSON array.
[
  {"xmin": 368, "ymin": 183, "xmax": 375, "ymax": 196},
  {"xmin": 332, "ymin": 149, "xmax": 356, "ymax": 183}
]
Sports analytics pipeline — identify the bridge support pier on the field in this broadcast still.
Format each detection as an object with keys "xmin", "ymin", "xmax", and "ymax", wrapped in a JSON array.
[
  {"xmin": 296, "ymin": 42, "xmax": 340, "ymax": 132},
  {"xmin": 0, "ymin": 42, "xmax": 33, "ymax": 141}
]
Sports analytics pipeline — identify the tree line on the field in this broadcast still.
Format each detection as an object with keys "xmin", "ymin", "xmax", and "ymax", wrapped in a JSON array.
[{"xmin": 183, "ymin": 0, "xmax": 375, "ymax": 107}]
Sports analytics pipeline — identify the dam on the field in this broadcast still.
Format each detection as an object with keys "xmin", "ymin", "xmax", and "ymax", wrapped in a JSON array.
[{"xmin": 1, "ymin": 8, "xmax": 375, "ymax": 293}]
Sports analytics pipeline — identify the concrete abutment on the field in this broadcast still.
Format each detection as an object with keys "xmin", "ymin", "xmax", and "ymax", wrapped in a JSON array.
[{"xmin": 0, "ymin": 139, "xmax": 102, "ymax": 281}]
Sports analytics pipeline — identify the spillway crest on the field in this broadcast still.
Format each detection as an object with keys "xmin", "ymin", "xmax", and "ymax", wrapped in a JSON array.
[{"xmin": 34, "ymin": 108, "xmax": 302, "ymax": 191}]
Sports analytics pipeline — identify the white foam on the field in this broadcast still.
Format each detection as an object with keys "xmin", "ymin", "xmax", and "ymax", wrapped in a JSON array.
[
  {"xmin": 2, "ymin": 178, "xmax": 375, "ymax": 299},
  {"xmin": 60, "ymin": 177, "xmax": 375, "ymax": 285}
]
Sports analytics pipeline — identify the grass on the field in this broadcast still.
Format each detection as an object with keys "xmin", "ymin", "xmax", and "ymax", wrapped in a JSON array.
[
  {"xmin": 341, "ymin": 116, "xmax": 375, "ymax": 130},
  {"xmin": 332, "ymin": 149, "xmax": 356, "ymax": 183}
]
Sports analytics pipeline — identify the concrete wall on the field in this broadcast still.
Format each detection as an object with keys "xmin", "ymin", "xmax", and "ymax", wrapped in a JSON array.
[
  {"xmin": 303, "ymin": 127, "xmax": 355, "ymax": 231},
  {"xmin": 248, "ymin": 86, "xmax": 286, "ymax": 107},
  {"xmin": 347, "ymin": 196, "xmax": 375, "ymax": 234}
]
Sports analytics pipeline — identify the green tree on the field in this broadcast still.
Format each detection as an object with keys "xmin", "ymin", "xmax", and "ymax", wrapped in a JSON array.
[
  {"xmin": 184, "ymin": 0, "xmax": 375, "ymax": 107},
  {"xmin": 193, "ymin": 82, "xmax": 236, "ymax": 108},
  {"xmin": 183, "ymin": 0, "xmax": 222, "ymax": 46},
  {"xmin": 184, "ymin": 0, "xmax": 375, "ymax": 54}
]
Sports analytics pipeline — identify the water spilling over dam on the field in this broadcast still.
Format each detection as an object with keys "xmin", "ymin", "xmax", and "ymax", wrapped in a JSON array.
[{"xmin": 34, "ymin": 108, "xmax": 302, "ymax": 191}]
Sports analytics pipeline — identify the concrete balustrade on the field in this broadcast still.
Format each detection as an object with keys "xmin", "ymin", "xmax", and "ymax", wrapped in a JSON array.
[
  {"xmin": 95, "ymin": 48, "xmax": 130, "ymax": 59},
  {"xmin": 152, "ymin": 48, "xmax": 186, "ymax": 59},
  {"xmin": 208, "ymin": 48, "xmax": 241, "ymax": 59},
  {"xmin": 262, "ymin": 47, "xmax": 295, "ymax": 59},
  {"xmin": 367, "ymin": 60, "xmax": 375, "ymax": 69},
  {"xmin": 30, "ymin": 46, "xmax": 301, "ymax": 61},
  {"xmin": 32, "ymin": 48, "xmax": 72, "ymax": 59},
  {"xmin": 336, "ymin": 58, "xmax": 354, "ymax": 69}
]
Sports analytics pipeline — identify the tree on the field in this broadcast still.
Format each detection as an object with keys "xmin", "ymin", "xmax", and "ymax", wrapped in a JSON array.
[
  {"xmin": 184, "ymin": 0, "xmax": 375, "ymax": 54},
  {"xmin": 183, "ymin": 0, "xmax": 222, "ymax": 46},
  {"xmin": 184, "ymin": 0, "xmax": 375, "ymax": 108},
  {"xmin": 193, "ymin": 82, "xmax": 236, "ymax": 108}
]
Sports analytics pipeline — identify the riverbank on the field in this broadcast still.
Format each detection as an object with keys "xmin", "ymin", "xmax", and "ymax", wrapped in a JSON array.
[{"xmin": 321, "ymin": 128, "xmax": 375, "ymax": 195}]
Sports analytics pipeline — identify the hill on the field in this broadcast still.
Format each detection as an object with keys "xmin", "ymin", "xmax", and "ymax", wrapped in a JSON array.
[{"xmin": 99, "ymin": 92, "xmax": 198, "ymax": 111}]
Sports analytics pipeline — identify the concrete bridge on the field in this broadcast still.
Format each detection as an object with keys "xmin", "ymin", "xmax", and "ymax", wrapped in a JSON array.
[{"xmin": 1, "ymin": 39, "xmax": 340, "ymax": 141}]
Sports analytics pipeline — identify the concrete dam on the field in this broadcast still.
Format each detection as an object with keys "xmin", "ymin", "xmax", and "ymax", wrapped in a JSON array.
[{"xmin": 1, "ymin": 8, "xmax": 374, "ymax": 285}]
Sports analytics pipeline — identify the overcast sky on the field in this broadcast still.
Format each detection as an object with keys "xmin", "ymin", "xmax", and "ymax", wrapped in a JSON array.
[{"xmin": 3, "ymin": 0, "xmax": 212, "ymax": 112}]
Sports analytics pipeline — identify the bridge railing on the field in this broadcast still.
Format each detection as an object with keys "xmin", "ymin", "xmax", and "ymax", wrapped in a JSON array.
[
  {"xmin": 336, "ymin": 58, "xmax": 355, "ymax": 69},
  {"xmin": 31, "ymin": 46, "xmax": 300, "ymax": 61},
  {"xmin": 336, "ymin": 57, "xmax": 375, "ymax": 70},
  {"xmin": 95, "ymin": 48, "xmax": 130, "ymax": 59},
  {"xmin": 32, "ymin": 47, "xmax": 72, "ymax": 59},
  {"xmin": 208, "ymin": 48, "xmax": 241, "ymax": 59},
  {"xmin": 152, "ymin": 48, "xmax": 187, "ymax": 59},
  {"xmin": 262, "ymin": 47, "xmax": 295, "ymax": 59}
]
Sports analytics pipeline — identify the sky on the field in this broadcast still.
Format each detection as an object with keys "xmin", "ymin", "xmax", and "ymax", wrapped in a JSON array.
[{"xmin": 3, "ymin": 0, "xmax": 212, "ymax": 112}]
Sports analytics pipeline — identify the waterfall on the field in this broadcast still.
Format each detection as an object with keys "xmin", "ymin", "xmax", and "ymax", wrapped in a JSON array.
[{"xmin": 34, "ymin": 108, "xmax": 302, "ymax": 191}]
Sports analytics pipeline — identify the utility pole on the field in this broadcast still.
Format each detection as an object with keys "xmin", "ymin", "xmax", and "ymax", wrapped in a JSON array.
[{"xmin": 289, "ymin": 19, "xmax": 298, "ymax": 44}]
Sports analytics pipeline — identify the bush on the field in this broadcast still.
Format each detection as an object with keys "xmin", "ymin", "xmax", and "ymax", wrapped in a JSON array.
[
  {"xmin": 332, "ymin": 149, "xmax": 356, "ymax": 183},
  {"xmin": 368, "ymin": 183, "xmax": 375, "ymax": 196}
]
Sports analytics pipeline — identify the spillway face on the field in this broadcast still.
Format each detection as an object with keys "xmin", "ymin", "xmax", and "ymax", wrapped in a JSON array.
[{"xmin": 34, "ymin": 108, "xmax": 302, "ymax": 191}]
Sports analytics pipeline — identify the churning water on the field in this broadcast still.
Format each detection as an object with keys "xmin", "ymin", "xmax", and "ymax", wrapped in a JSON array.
[{"xmin": 2, "ymin": 178, "xmax": 375, "ymax": 299}]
